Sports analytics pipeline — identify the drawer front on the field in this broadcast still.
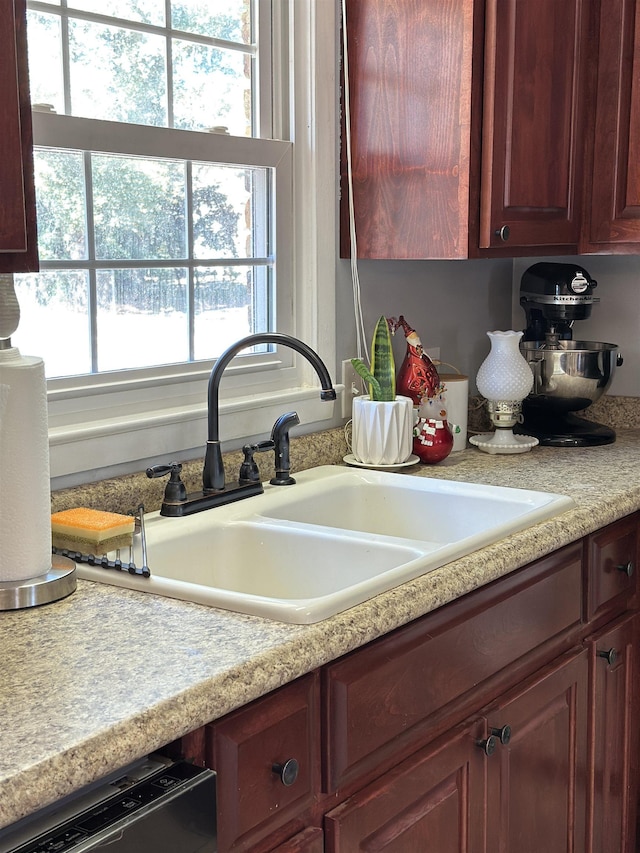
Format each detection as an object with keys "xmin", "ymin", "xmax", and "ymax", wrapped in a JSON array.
[
  {"xmin": 323, "ymin": 543, "xmax": 583, "ymax": 791},
  {"xmin": 208, "ymin": 673, "xmax": 320, "ymax": 852},
  {"xmin": 587, "ymin": 513, "xmax": 638, "ymax": 623}
]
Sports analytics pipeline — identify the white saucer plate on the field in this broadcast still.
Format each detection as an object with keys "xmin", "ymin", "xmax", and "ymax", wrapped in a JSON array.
[{"xmin": 343, "ymin": 453, "xmax": 421, "ymax": 470}]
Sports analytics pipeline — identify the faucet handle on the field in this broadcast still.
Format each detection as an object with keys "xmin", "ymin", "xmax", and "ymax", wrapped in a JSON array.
[
  {"xmin": 239, "ymin": 440, "xmax": 274, "ymax": 484},
  {"xmin": 238, "ymin": 439, "xmax": 273, "ymax": 483},
  {"xmin": 239, "ymin": 445, "xmax": 260, "ymax": 483},
  {"xmin": 146, "ymin": 462, "xmax": 187, "ymax": 503}
]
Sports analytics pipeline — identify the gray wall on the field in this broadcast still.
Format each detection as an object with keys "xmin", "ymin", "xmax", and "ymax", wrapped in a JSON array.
[
  {"xmin": 335, "ymin": 258, "xmax": 514, "ymax": 392},
  {"xmin": 334, "ymin": 255, "xmax": 639, "ymax": 398}
]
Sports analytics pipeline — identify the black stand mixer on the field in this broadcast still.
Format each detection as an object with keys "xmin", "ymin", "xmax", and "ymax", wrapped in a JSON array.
[{"xmin": 518, "ymin": 262, "xmax": 622, "ymax": 447}]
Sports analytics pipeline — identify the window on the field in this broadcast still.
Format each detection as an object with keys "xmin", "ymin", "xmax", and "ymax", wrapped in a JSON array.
[
  {"xmin": 18, "ymin": 0, "xmax": 288, "ymax": 377},
  {"xmin": 15, "ymin": 1, "xmax": 337, "ymax": 486}
]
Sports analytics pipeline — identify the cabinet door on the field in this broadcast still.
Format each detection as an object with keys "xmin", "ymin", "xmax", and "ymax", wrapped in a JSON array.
[
  {"xmin": 0, "ymin": 0, "xmax": 38, "ymax": 272},
  {"xmin": 479, "ymin": 0, "xmax": 589, "ymax": 251},
  {"xmin": 340, "ymin": 0, "xmax": 479, "ymax": 259},
  {"xmin": 484, "ymin": 649, "xmax": 589, "ymax": 853},
  {"xmin": 583, "ymin": 0, "xmax": 640, "ymax": 250},
  {"xmin": 207, "ymin": 674, "xmax": 320, "ymax": 853},
  {"xmin": 324, "ymin": 718, "xmax": 487, "ymax": 852},
  {"xmin": 589, "ymin": 613, "xmax": 639, "ymax": 853}
]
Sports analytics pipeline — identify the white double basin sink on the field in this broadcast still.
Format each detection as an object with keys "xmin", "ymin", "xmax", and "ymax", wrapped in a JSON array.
[{"xmin": 76, "ymin": 466, "xmax": 575, "ymax": 624}]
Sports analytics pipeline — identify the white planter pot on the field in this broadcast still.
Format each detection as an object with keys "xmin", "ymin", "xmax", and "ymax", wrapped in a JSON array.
[{"xmin": 351, "ymin": 395, "xmax": 414, "ymax": 466}]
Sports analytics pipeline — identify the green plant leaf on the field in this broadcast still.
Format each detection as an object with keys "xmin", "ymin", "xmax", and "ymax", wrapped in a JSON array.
[
  {"xmin": 369, "ymin": 316, "xmax": 395, "ymax": 401},
  {"xmin": 350, "ymin": 357, "xmax": 382, "ymax": 399}
]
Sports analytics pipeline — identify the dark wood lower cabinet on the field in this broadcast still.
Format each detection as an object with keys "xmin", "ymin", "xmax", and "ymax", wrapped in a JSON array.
[
  {"xmin": 206, "ymin": 674, "xmax": 320, "ymax": 852},
  {"xmin": 174, "ymin": 514, "xmax": 638, "ymax": 852},
  {"xmin": 589, "ymin": 613, "xmax": 639, "ymax": 853},
  {"xmin": 485, "ymin": 650, "xmax": 589, "ymax": 853},
  {"xmin": 324, "ymin": 719, "xmax": 486, "ymax": 852},
  {"xmin": 322, "ymin": 541, "xmax": 583, "ymax": 793},
  {"xmin": 324, "ymin": 651, "xmax": 590, "ymax": 853}
]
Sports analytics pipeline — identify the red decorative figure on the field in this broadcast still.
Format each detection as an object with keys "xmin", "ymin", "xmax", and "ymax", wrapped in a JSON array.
[
  {"xmin": 388, "ymin": 316, "xmax": 442, "ymax": 405},
  {"xmin": 413, "ymin": 416, "xmax": 454, "ymax": 464}
]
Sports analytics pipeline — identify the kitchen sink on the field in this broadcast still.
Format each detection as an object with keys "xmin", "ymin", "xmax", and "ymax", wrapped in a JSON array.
[{"xmin": 76, "ymin": 466, "xmax": 575, "ymax": 623}]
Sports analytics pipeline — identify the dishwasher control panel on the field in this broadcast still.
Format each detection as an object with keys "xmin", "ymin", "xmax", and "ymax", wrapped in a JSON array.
[{"xmin": 0, "ymin": 756, "xmax": 217, "ymax": 853}]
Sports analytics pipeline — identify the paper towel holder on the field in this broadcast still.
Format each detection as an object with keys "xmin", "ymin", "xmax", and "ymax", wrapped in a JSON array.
[
  {"xmin": 0, "ymin": 276, "xmax": 77, "ymax": 609},
  {"xmin": 0, "ymin": 554, "xmax": 76, "ymax": 611}
]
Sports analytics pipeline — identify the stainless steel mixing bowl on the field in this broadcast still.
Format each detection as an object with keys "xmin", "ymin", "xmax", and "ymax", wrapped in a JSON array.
[{"xmin": 520, "ymin": 340, "xmax": 621, "ymax": 413}]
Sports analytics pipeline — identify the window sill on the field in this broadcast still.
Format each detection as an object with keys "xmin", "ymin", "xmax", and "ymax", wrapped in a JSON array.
[{"xmin": 49, "ymin": 384, "xmax": 344, "ymax": 488}]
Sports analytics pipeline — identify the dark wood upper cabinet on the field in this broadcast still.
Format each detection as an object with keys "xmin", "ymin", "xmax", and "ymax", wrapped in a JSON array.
[
  {"xmin": 0, "ymin": 0, "xmax": 38, "ymax": 273},
  {"xmin": 341, "ymin": 0, "xmax": 638, "ymax": 259},
  {"xmin": 582, "ymin": 0, "xmax": 640, "ymax": 252},
  {"xmin": 340, "ymin": 0, "xmax": 481, "ymax": 259},
  {"xmin": 479, "ymin": 0, "xmax": 589, "ymax": 253}
]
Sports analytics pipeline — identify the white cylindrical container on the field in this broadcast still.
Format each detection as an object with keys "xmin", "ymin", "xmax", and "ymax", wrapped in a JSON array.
[
  {"xmin": 439, "ymin": 373, "xmax": 469, "ymax": 452},
  {"xmin": 0, "ymin": 347, "xmax": 52, "ymax": 581}
]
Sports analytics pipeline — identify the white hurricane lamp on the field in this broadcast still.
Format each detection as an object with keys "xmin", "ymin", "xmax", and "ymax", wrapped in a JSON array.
[{"xmin": 474, "ymin": 330, "xmax": 537, "ymax": 454}]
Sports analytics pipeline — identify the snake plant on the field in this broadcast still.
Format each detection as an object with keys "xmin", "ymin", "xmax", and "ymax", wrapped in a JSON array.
[{"xmin": 351, "ymin": 316, "xmax": 396, "ymax": 402}]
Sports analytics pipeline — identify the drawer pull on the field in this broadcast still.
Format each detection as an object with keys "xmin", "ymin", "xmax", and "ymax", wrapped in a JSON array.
[
  {"xmin": 490, "ymin": 725, "xmax": 512, "ymax": 745},
  {"xmin": 597, "ymin": 648, "xmax": 617, "ymax": 666},
  {"xmin": 476, "ymin": 735, "xmax": 497, "ymax": 756},
  {"xmin": 615, "ymin": 561, "xmax": 634, "ymax": 577},
  {"xmin": 495, "ymin": 225, "xmax": 510, "ymax": 242},
  {"xmin": 272, "ymin": 758, "xmax": 299, "ymax": 786}
]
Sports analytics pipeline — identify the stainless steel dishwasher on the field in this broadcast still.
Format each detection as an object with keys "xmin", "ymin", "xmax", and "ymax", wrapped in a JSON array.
[{"xmin": 0, "ymin": 755, "xmax": 217, "ymax": 852}]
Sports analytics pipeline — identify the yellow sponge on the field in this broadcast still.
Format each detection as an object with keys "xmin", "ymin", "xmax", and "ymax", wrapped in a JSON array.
[{"xmin": 51, "ymin": 508, "xmax": 135, "ymax": 555}]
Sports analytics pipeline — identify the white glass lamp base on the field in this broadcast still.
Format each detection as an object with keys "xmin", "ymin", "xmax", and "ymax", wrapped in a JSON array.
[{"xmin": 469, "ymin": 429, "xmax": 539, "ymax": 455}]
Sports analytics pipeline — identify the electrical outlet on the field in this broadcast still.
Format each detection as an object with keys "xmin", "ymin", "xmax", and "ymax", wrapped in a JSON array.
[{"xmin": 341, "ymin": 358, "xmax": 363, "ymax": 418}]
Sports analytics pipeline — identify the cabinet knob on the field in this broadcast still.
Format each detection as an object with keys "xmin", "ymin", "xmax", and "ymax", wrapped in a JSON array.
[
  {"xmin": 616, "ymin": 561, "xmax": 634, "ymax": 577},
  {"xmin": 597, "ymin": 648, "xmax": 617, "ymax": 666},
  {"xmin": 494, "ymin": 225, "xmax": 510, "ymax": 242},
  {"xmin": 490, "ymin": 725, "xmax": 512, "ymax": 745},
  {"xmin": 476, "ymin": 735, "xmax": 497, "ymax": 756},
  {"xmin": 272, "ymin": 758, "xmax": 299, "ymax": 786}
]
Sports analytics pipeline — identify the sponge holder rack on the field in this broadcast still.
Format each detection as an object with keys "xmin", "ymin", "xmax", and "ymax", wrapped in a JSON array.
[{"xmin": 0, "ymin": 505, "xmax": 150, "ymax": 611}]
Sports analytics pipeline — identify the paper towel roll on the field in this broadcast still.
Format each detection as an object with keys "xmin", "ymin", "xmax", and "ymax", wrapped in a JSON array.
[{"xmin": 0, "ymin": 347, "xmax": 52, "ymax": 581}]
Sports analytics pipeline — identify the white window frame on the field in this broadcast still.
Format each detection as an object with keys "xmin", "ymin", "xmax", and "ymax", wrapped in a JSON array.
[{"xmin": 31, "ymin": 0, "xmax": 338, "ymax": 488}]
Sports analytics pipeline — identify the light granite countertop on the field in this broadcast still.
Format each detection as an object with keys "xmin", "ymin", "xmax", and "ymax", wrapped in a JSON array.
[{"xmin": 2, "ymin": 419, "xmax": 640, "ymax": 833}]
